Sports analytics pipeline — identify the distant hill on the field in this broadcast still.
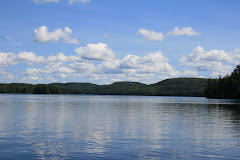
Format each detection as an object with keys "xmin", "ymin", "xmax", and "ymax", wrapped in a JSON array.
[
  {"xmin": 50, "ymin": 81, "xmax": 149, "ymax": 95},
  {"xmin": 0, "ymin": 78, "xmax": 208, "ymax": 97},
  {"xmin": 150, "ymin": 78, "xmax": 207, "ymax": 97}
]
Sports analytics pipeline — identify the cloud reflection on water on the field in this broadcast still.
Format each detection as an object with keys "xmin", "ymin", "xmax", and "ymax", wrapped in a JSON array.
[{"xmin": 0, "ymin": 95, "xmax": 239, "ymax": 159}]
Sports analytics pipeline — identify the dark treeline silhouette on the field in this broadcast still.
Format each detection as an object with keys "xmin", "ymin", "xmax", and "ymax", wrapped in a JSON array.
[
  {"xmin": 205, "ymin": 65, "xmax": 240, "ymax": 99},
  {"xmin": 0, "ymin": 83, "xmax": 65, "ymax": 94},
  {"xmin": 0, "ymin": 78, "xmax": 207, "ymax": 96}
]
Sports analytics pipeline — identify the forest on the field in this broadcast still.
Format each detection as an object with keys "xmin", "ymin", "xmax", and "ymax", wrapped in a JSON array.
[
  {"xmin": 0, "ymin": 78, "xmax": 207, "ymax": 97},
  {"xmin": 205, "ymin": 65, "xmax": 240, "ymax": 99}
]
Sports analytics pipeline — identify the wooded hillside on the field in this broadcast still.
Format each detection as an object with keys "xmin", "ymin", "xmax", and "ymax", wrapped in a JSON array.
[
  {"xmin": 205, "ymin": 65, "xmax": 240, "ymax": 99},
  {"xmin": 0, "ymin": 78, "xmax": 208, "ymax": 97}
]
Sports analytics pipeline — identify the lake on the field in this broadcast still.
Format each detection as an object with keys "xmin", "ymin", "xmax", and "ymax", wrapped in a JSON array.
[{"xmin": 0, "ymin": 94, "xmax": 240, "ymax": 159}]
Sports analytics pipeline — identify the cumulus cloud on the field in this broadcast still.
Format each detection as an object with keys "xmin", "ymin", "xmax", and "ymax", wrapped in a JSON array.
[
  {"xmin": 24, "ymin": 62, "xmax": 76, "ymax": 80},
  {"xmin": 23, "ymin": 61, "xmax": 95, "ymax": 83},
  {"xmin": 34, "ymin": 26, "xmax": 79, "ymax": 44},
  {"xmin": 8, "ymin": 43, "xmax": 240, "ymax": 83},
  {"xmin": 5, "ymin": 44, "xmax": 240, "ymax": 84},
  {"xmin": 47, "ymin": 52, "xmax": 79, "ymax": 62},
  {"xmin": 68, "ymin": 0, "xmax": 90, "ymax": 5},
  {"xmin": 0, "ymin": 43, "xmax": 115, "ymax": 67},
  {"xmin": 98, "ymin": 51, "xmax": 179, "ymax": 78},
  {"xmin": 0, "ymin": 56, "xmax": 17, "ymax": 82},
  {"xmin": 33, "ymin": 0, "xmax": 59, "ymax": 4},
  {"xmin": 0, "ymin": 47, "xmax": 182, "ymax": 83},
  {"xmin": 0, "ymin": 52, "xmax": 45, "ymax": 66},
  {"xmin": 21, "ymin": 49, "xmax": 179, "ymax": 83},
  {"xmin": 0, "ymin": 69, "xmax": 15, "ymax": 82},
  {"xmin": 119, "ymin": 52, "xmax": 170, "ymax": 72},
  {"xmin": 17, "ymin": 52, "xmax": 45, "ymax": 64},
  {"xmin": 0, "ymin": 52, "xmax": 17, "ymax": 66},
  {"xmin": 93, "ymin": 51, "xmax": 180, "ymax": 83},
  {"xmin": 75, "ymin": 43, "xmax": 115, "ymax": 61},
  {"xmin": 168, "ymin": 27, "xmax": 200, "ymax": 36},
  {"xmin": 69, "ymin": 62, "xmax": 95, "ymax": 71},
  {"xmin": 180, "ymin": 46, "xmax": 239, "ymax": 64},
  {"xmin": 183, "ymin": 69, "xmax": 198, "ymax": 76},
  {"xmin": 180, "ymin": 46, "xmax": 240, "ymax": 77},
  {"xmin": 137, "ymin": 28, "xmax": 164, "ymax": 41}
]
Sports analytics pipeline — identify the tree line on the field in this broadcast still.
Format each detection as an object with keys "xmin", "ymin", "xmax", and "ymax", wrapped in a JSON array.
[
  {"xmin": 0, "ymin": 78, "xmax": 207, "ymax": 97},
  {"xmin": 0, "ymin": 83, "xmax": 65, "ymax": 94},
  {"xmin": 205, "ymin": 65, "xmax": 240, "ymax": 99}
]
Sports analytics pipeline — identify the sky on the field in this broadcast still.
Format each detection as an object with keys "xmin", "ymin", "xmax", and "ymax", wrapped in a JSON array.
[{"xmin": 0, "ymin": 0, "xmax": 240, "ymax": 84}]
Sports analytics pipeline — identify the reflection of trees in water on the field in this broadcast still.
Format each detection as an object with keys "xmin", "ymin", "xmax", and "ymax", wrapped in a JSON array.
[
  {"xmin": 159, "ymin": 102, "xmax": 240, "ymax": 159},
  {"xmin": 210, "ymin": 104, "xmax": 240, "ymax": 139},
  {"xmin": 1, "ymin": 95, "xmax": 240, "ymax": 159}
]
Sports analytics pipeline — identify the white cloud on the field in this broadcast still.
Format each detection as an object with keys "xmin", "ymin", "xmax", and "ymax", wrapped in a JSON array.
[
  {"xmin": 0, "ymin": 43, "xmax": 115, "ymax": 67},
  {"xmin": 69, "ymin": 62, "xmax": 95, "ymax": 71},
  {"xmin": 97, "ymin": 60, "xmax": 122, "ymax": 74},
  {"xmin": 24, "ymin": 62, "xmax": 76, "ymax": 81},
  {"xmin": 68, "ymin": 0, "xmax": 90, "ymax": 5},
  {"xmin": 119, "ymin": 51, "xmax": 170, "ymax": 72},
  {"xmin": 47, "ymin": 52, "xmax": 79, "ymax": 62},
  {"xmin": 0, "ymin": 69, "xmax": 15, "ymax": 83},
  {"xmin": 75, "ymin": 43, "xmax": 115, "ymax": 61},
  {"xmin": 20, "ymin": 49, "xmax": 181, "ymax": 83},
  {"xmin": 180, "ymin": 46, "xmax": 238, "ymax": 64},
  {"xmin": 34, "ymin": 26, "xmax": 79, "ymax": 44},
  {"xmin": 23, "ymin": 61, "xmax": 97, "ymax": 83},
  {"xmin": 9, "ymin": 44, "xmax": 240, "ymax": 84},
  {"xmin": 33, "ymin": 0, "xmax": 59, "ymax": 4},
  {"xmin": 168, "ymin": 27, "xmax": 200, "ymax": 36},
  {"xmin": 17, "ymin": 52, "xmax": 45, "ymax": 64},
  {"xmin": 0, "ymin": 52, "xmax": 17, "ymax": 66},
  {"xmin": 0, "ymin": 52, "xmax": 45, "ymax": 66},
  {"xmin": 111, "ymin": 78, "xmax": 122, "ymax": 82},
  {"xmin": 183, "ymin": 69, "xmax": 198, "ymax": 76},
  {"xmin": 180, "ymin": 46, "xmax": 240, "ymax": 77},
  {"xmin": 98, "ymin": 51, "xmax": 179, "ymax": 79},
  {"xmin": 137, "ymin": 28, "xmax": 164, "ymax": 41},
  {"xmin": 28, "ymin": 76, "xmax": 39, "ymax": 81}
]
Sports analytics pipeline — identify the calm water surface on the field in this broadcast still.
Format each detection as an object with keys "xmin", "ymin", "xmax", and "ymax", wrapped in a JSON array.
[{"xmin": 0, "ymin": 94, "xmax": 240, "ymax": 159}]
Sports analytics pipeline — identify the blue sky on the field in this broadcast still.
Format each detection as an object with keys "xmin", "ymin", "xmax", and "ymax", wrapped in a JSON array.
[{"xmin": 0, "ymin": 0, "xmax": 240, "ymax": 84}]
